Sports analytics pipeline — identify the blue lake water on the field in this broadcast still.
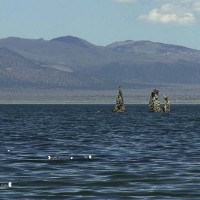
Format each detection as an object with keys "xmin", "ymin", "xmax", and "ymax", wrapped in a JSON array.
[{"xmin": 0, "ymin": 104, "xmax": 200, "ymax": 199}]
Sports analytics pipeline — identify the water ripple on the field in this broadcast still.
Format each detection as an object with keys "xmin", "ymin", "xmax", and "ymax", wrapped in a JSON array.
[{"xmin": 1, "ymin": 104, "xmax": 200, "ymax": 199}]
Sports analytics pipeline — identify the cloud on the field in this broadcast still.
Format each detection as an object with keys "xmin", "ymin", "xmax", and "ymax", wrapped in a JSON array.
[
  {"xmin": 112, "ymin": 0, "xmax": 138, "ymax": 3},
  {"xmin": 193, "ymin": 1, "xmax": 200, "ymax": 12},
  {"xmin": 139, "ymin": 0, "xmax": 199, "ymax": 25}
]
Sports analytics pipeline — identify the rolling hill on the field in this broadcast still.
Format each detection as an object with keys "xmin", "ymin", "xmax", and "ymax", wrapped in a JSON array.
[{"xmin": 1, "ymin": 36, "xmax": 200, "ymax": 91}]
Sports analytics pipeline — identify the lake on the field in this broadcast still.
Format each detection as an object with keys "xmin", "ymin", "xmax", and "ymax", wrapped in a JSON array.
[{"xmin": 1, "ymin": 104, "xmax": 200, "ymax": 199}]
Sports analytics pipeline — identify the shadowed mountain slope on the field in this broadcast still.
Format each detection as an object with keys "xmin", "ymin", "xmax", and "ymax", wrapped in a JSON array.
[{"xmin": 1, "ymin": 36, "xmax": 200, "ymax": 90}]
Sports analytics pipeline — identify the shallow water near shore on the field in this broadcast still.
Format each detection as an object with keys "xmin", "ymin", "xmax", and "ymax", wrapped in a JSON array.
[{"xmin": 1, "ymin": 104, "xmax": 200, "ymax": 199}]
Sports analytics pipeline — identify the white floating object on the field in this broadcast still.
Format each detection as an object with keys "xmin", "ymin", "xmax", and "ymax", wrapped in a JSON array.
[
  {"xmin": 0, "ymin": 182, "xmax": 12, "ymax": 188},
  {"xmin": 70, "ymin": 156, "xmax": 74, "ymax": 160},
  {"xmin": 48, "ymin": 155, "xmax": 58, "ymax": 160},
  {"xmin": 83, "ymin": 155, "xmax": 92, "ymax": 159}
]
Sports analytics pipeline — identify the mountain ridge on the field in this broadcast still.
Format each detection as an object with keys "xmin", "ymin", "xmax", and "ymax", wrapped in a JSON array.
[{"xmin": 1, "ymin": 35, "xmax": 200, "ymax": 91}]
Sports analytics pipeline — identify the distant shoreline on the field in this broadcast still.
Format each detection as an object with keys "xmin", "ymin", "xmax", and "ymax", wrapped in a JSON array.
[{"xmin": 1, "ymin": 87, "xmax": 200, "ymax": 104}]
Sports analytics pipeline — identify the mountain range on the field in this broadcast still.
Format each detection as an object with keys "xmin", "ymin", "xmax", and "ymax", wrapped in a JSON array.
[{"xmin": 1, "ymin": 35, "xmax": 200, "ymax": 93}]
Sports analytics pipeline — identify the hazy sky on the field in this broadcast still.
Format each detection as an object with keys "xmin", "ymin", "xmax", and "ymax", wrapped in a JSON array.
[{"xmin": 0, "ymin": 0, "xmax": 200, "ymax": 49}]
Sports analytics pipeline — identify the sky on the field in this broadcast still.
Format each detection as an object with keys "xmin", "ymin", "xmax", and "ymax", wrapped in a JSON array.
[{"xmin": 0, "ymin": 0, "xmax": 200, "ymax": 49}]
